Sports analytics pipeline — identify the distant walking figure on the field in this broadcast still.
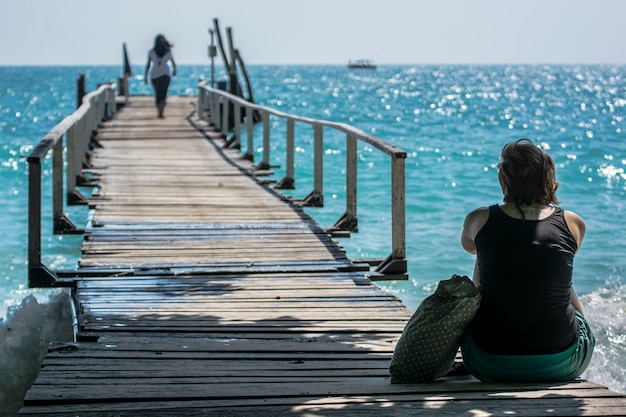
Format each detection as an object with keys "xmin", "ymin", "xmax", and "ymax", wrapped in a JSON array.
[{"xmin": 144, "ymin": 34, "xmax": 177, "ymax": 118}]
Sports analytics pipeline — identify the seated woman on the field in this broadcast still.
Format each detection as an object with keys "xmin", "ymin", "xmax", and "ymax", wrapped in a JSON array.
[{"xmin": 460, "ymin": 138, "xmax": 595, "ymax": 382}]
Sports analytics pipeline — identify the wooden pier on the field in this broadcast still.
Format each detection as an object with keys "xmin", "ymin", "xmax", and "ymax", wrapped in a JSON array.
[{"xmin": 19, "ymin": 94, "xmax": 626, "ymax": 416}]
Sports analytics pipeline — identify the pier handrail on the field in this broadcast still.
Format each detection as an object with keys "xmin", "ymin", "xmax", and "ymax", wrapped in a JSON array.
[
  {"xmin": 198, "ymin": 81, "xmax": 407, "ymax": 279},
  {"xmin": 27, "ymin": 81, "xmax": 117, "ymax": 287}
]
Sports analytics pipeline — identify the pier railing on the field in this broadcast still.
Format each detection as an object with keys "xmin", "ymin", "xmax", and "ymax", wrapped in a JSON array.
[
  {"xmin": 27, "ymin": 80, "xmax": 117, "ymax": 287},
  {"xmin": 198, "ymin": 81, "xmax": 408, "ymax": 279}
]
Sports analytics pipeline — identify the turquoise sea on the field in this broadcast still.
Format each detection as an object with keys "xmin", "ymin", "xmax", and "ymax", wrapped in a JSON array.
[{"xmin": 1, "ymin": 64, "xmax": 625, "ymax": 410}]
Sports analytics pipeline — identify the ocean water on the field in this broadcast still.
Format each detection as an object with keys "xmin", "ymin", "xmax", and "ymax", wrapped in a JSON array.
[{"xmin": 1, "ymin": 64, "xmax": 625, "ymax": 412}]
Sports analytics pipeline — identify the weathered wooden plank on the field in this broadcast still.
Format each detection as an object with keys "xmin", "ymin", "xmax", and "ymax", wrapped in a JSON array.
[
  {"xmin": 72, "ymin": 330, "xmax": 400, "ymax": 340},
  {"xmin": 26, "ymin": 379, "xmax": 620, "ymax": 410},
  {"xmin": 77, "ymin": 322, "xmax": 408, "ymax": 333},
  {"xmin": 75, "ymin": 261, "xmax": 361, "ymax": 272},
  {"xmin": 19, "ymin": 401, "xmax": 626, "ymax": 417},
  {"xmin": 77, "ymin": 286, "xmax": 389, "ymax": 297},
  {"xmin": 80, "ymin": 304, "xmax": 406, "ymax": 313},
  {"xmin": 77, "ymin": 320, "xmax": 406, "ymax": 328},
  {"xmin": 23, "ymin": 378, "xmax": 624, "ymax": 403},
  {"xmin": 39, "ymin": 357, "xmax": 393, "ymax": 372},
  {"xmin": 74, "ymin": 271, "xmax": 376, "ymax": 285}
]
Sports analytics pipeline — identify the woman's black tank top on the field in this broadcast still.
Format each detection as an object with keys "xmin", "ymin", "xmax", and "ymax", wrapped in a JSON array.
[{"xmin": 473, "ymin": 205, "xmax": 579, "ymax": 354}]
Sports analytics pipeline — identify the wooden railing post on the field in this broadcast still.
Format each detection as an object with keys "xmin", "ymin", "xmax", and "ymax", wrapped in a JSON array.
[
  {"xmin": 76, "ymin": 74, "xmax": 86, "ymax": 109},
  {"xmin": 391, "ymin": 155, "xmax": 406, "ymax": 260},
  {"xmin": 258, "ymin": 109, "xmax": 271, "ymax": 170},
  {"xmin": 334, "ymin": 133, "xmax": 358, "ymax": 231},
  {"xmin": 276, "ymin": 118, "xmax": 295, "ymax": 189},
  {"xmin": 245, "ymin": 105, "xmax": 254, "ymax": 159},
  {"xmin": 207, "ymin": 90, "xmax": 217, "ymax": 127},
  {"xmin": 301, "ymin": 124, "xmax": 323, "ymax": 207},
  {"xmin": 27, "ymin": 155, "xmax": 56, "ymax": 287},
  {"xmin": 117, "ymin": 76, "xmax": 129, "ymax": 104},
  {"xmin": 211, "ymin": 91, "xmax": 222, "ymax": 132},
  {"xmin": 230, "ymin": 100, "xmax": 241, "ymax": 149},
  {"xmin": 221, "ymin": 96, "xmax": 230, "ymax": 138},
  {"xmin": 373, "ymin": 155, "xmax": 407, "ymax": 278},
  {"xmin": 90, "ymin": 95, "xmax": 98, "ymax": 131},
  {"xmin": 52, "ymin": 134, "xmax": 79, "ymax": 234},
  {"xmin": 197, "ymin": 86, "xmax": 205, "ymax": 121},
  {"xmin": 106, "ymin": 86, "xmax": 115, "ymax": 119},
  {"xmin": 67, "ymin": 126, "xmax": 77, "ymax": 195},
  {"xmin": 65, "ymin": 123, "xmax": 88, "ymax": 205}
]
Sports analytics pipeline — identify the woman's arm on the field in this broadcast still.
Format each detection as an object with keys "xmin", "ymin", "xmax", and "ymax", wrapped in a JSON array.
[
  {"xmin": 471, "ymin": 258, "xmax": 481, "ymax": 287},
  {"xmin": 461, "ymin": 207, "xmax": 489, "ymax": 254},
  {"xmin": 144, "ymin": 56, "xmax": 152, "ymax": 84},
  {"xmin": 570, "ymin": 287, "xmax": 584, "ymax": 315},
  {"xmin": 564, "ymin": 210, "xmax": 586, "ymax": 253},
  {"xmin": 170, "ymin": 57, "xmax": 177, "ymax": 77},
  {"xmin": 462, "ymin": 207, "xmax": 489, "ymax": 286},
  {"xmin": 564, "ymin": 210, "xmax": 586, "ymax": 315}
]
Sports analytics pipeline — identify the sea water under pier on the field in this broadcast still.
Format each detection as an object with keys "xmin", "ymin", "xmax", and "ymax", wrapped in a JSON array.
[{"xmin": 18, "ymin": 83, "xmax": 626, "ymax": 415}]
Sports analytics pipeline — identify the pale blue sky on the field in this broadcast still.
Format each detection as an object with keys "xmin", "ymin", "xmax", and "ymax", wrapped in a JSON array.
[{"xmin": 2, "ymin": 0, "xmax": 626, "ymax": 66}]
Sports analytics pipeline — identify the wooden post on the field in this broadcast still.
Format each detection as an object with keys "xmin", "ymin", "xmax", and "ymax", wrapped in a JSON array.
[
  {"xmin": 245, "ymin": 105, "xmax": 254, "ymax": 157},
  {"xmin": 28, "ymin": 157, "xmax": 42, "ymax": 277},
  {"xmin": 345, "ymin": 134, "xmax": 357, "ymax": 225},
  {"xmin": 230, "ymin": 100, "xmax": 241, "ymax": 148},
  {"xmin": 53, "ymin": 136, "xmax": 80, "ymax": 233},
  {"xmin": 27, "ymin": 153, "xmax": 59, "ymax": 287},
  {"xmin": 197, "ymin": 85, "xmax": 205, "ymax": 121},
  {"xmin": 275, "ymin": 118, "xmax": 295, "ymax": 189},
  {"xmin": 260, "ymin": 109, "xmax": 270, "ymax": 169},
  {"xmin": 226, "ymin": 27, "xmax": 240, "ymax": 97},
  {"xmin": 373, "ymin": 154, "xmax": 407, "ymax": 278},
  {"xmin": 76, "ymin": 74, "xmax": 86, "ymax": 109},
  {"xmin": 52, "ymin": 136, "xmax": 65, "ymax": 228},
  {"xmin": 390, "ymin": 154, "xmax": 406, "ymax": 260},
  {"xmin": 301, "ymin": 125, "xmax": 324, "ymax": 207},
  {"xmin": 313, "ymin": 124, "xmax": 323, "ymax": 204},
  {"xmin": 221, "ymin": 96, "xmax": 230, "ymax": 138},
  {"xmin": 210, "ymin": 90, "xmax": 219, "ymax": 129},
  {"xmin": 213, "ymin": 19, "xmax": 231, "ymax": 76},
  {"xmin": 333, "ymin": 133, "xmax": 358, "ymax": 232},
  {"xmin": 208, "ymin": 29, "xmax": 216, "ymax": 87},
  {"xmin": 235, "ymin": 49, "xmax": 255, "ymax": 103}
]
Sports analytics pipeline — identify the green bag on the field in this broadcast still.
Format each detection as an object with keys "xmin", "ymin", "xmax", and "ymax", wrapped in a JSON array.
[{"xmin": 389, "ymin": 274, "xmax": 481, "ymax": 383}]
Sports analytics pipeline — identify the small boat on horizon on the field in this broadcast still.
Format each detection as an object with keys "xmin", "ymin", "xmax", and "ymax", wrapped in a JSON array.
[{"xmin": 348, "ymin": 59, "xmax": 377, "ymax": 70}]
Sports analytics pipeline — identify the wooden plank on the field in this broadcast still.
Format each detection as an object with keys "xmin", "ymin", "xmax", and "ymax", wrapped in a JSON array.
[
  {"xmin": 20, "ymin": 401, "xmax": 626, "ymax": 417},
  {"xmin": 23, "ymin": 378, "xmax": 625, "ymax": 404}
]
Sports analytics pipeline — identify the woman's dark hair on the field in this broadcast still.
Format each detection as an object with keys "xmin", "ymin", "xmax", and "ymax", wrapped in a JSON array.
[
  {"xmin": 154, "ymin": 34, "xmax": 171, "ymax": 58},
  {"xmin": 497, "ymin": 138, "xmax": 560, "ymax": 206}
]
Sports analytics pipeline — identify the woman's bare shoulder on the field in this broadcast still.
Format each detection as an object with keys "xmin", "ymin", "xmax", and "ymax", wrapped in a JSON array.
[
  {"xmin": 464, "ymin": 206, "xmax": 490, "ymax": 223},
  {"xmin": 563, "ymin": 209, "xmax": 586, "ymax": 245},
  {"xmin": 462, "ymin": 206, "xmax": 490, "ymax": 254}
]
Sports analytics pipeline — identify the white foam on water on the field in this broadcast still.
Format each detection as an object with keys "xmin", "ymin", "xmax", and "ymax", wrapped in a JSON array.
[
  {"xmin": 0, "ymin": 290, "xmax": 74, "ymax": 416},
  {"xmin": 580, "ymin": 279, "xmax": 626, "ymax": 394}
]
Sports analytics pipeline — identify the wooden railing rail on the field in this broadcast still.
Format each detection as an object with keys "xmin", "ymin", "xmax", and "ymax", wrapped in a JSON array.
[
  {"xmin": 27, "ymin": 80, "xmax": 117, "ymax": 287},
  {"xmin": 197, "ymin": 81, "xmax": 407, "ymax": 279}
]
